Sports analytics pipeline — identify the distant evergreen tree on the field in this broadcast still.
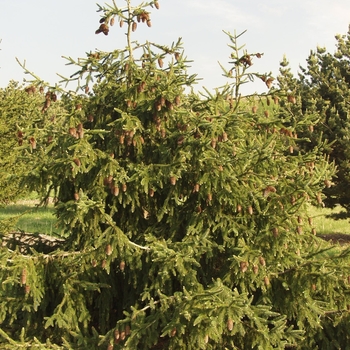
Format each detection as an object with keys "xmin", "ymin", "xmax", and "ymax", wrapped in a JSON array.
[
  {"xmin": 0, "ymin": 82, "xmax": 33, "ymax": 204},
  {"xmin": 1, "ymin": 2, "xmax": 350, "ymax": 349},
  {"xmin": 281, "ymin": 26, "xmax": 350, "ymax": 213},
  {"xmin": 0, "ymin": 81, "xmax": 63, "ymax": 205}
]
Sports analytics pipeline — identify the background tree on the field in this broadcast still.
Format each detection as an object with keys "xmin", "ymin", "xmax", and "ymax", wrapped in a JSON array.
[
  {"xmin": 0, "ymin": 81, "xmax": 35, "ymax": 204},
  {"xmin": 0, "ymin": 80, "xmax": 64, "ymax": 205},
  {"xmin": 281, "ymin": 26, "xmax": 350, "ymax": 213},
  {"xmin": 1, "ymin": 2, "xmax": 350, "ymax": 349}
]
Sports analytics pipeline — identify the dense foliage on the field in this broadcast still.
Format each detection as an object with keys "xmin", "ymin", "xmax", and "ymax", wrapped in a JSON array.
[
  {"xmin": 0, "ymin": 82, "xmax": 40, "ymax": 204},
  {"xmin": 279, "ymin": 26, "xmax": 350, "ymax": 214},
  {"xmin": 0, "ymin": 80, "xmax": 66, "ymax": 206},
  {"xmin": 1, "ymin": 2, "xmax": 350, "ymax": 349}
]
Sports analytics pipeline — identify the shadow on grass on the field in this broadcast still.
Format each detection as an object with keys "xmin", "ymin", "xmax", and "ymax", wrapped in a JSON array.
[
  {"xmin": 325, "ymin": 211, "xmax": 350, "ymax": 220},
  {"xmin": 318, "ymin": 233, "xmax": 350, "ymax": 245}
]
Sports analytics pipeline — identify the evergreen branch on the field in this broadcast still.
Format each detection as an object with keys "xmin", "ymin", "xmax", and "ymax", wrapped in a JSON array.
[
  {"xmin": 15, "ymin": 58, "xmax": 47, "ymax": 85},
  {"xmin": 102, "ymin": 209, "xmax": 151, "ymax": 251},
  {"xmin": 0, "ymin": 327, "xmax": 18, "ymax": 345},
  {"xmin": 5, "ymin": 247, "xmax": 81, "ymax": 261},
  {"xmin": 5, "ymin": 235, "xmax": 151, "ymax": 259},
  {"xmin": 277, "ymin": 247, "xmax": 350, "ymax": 276},
  {"xmin": 128, "ymin": 240, "xmax": 151, "ymax": 251},
  {"xmin": 323, "ymin": 308, "xmax": 350, "ymax": 316},
  {"xmin": 139, "ymin": 299, "xmax": 160, "ymax": 312}
]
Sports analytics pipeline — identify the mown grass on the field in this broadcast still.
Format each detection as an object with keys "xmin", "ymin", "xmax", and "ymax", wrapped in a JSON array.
[
  {"xmin": 0, "ymin": 201, "xmax": 59, "ymax": 236},
  {"xmin": 308, "ymin": 205, "xmax": 350, "ymax": 236}
]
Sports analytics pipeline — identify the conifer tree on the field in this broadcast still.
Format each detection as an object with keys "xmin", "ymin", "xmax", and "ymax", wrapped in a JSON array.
[
  {"xmin": 1, "ymin": 2, "xmax": 350, "ymax": 349},
  {"xmin": 0, "ymin": 82, "xmax": 36, "ymax": 204},
  {"xmin": 282, "ymin": 26, "xmax": 350, "ymax": 213},
  {"xmin": 0, "ymin": 80, "xmax": 63, "ymax": 205}
]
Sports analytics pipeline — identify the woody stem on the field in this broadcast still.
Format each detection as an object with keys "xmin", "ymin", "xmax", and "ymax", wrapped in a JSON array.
[{"xmin": 126, "ymin": 0, "xmax": 134, "ymax": 60}]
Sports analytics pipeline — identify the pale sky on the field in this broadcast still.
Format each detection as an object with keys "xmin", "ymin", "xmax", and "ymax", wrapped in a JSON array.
[{"xmin": 0, "ymin": 0, "xmax": 349, "ymax": 94}]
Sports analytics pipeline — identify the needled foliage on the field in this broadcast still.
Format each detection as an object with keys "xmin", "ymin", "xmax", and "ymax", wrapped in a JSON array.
[
  {"xmin": 0, "ymin": 82, "xmax": 39, "ymax": 204},
  {"xmin": 279, "ymin": 25, "xmax": 350, "ymax": 214},
  {"xmin": 1, "ymin": 2, "xmax": 350, "ymax": 349},
  {"xmin": 0, "ymin": 80, "xmax": 66, "ymax": 206}
]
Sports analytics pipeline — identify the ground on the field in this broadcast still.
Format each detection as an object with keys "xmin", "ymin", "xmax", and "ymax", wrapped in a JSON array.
[{"xmin": 318, "ymin": 233, "xmax": 350, "ymax": 245}]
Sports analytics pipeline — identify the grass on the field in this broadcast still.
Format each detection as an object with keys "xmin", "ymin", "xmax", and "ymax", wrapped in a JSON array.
[
  {"xmin": 0, "ymin": 201, "xmax": 59, "ymax": 236},
  {"xmin": 307, "ymin": 205, "xmax": 350, "ymax": 235}
]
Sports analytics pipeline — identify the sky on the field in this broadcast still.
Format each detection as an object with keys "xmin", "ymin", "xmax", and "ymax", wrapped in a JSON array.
[{"xmin": 0, "ymin": 0, "xmax": 349, "ymax": 95}]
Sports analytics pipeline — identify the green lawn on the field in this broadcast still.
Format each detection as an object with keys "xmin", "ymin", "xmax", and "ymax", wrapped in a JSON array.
[
  {"xmin": 0, "ymin": 201, "xmax": 59, "ymax": 236},
  {"xmin": 307, "ymin": 205, "xmax": 350, "ymax": 235}
]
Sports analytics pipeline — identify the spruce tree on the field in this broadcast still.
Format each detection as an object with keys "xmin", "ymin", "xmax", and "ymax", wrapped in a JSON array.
[
  {"xmin": 0, "ymin": 82, "xmax": 38, "ymax": 204},
  {"xmin": 0, "ymin": 79, "xmax": 65, "ymax": 207},
  {"xmin": 285, "ymin": 25, "xmax": 350, "ymax": 213},
  {"xmin": 1, "ymin": 2, "xmax": 350, "ymax": 349}
]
